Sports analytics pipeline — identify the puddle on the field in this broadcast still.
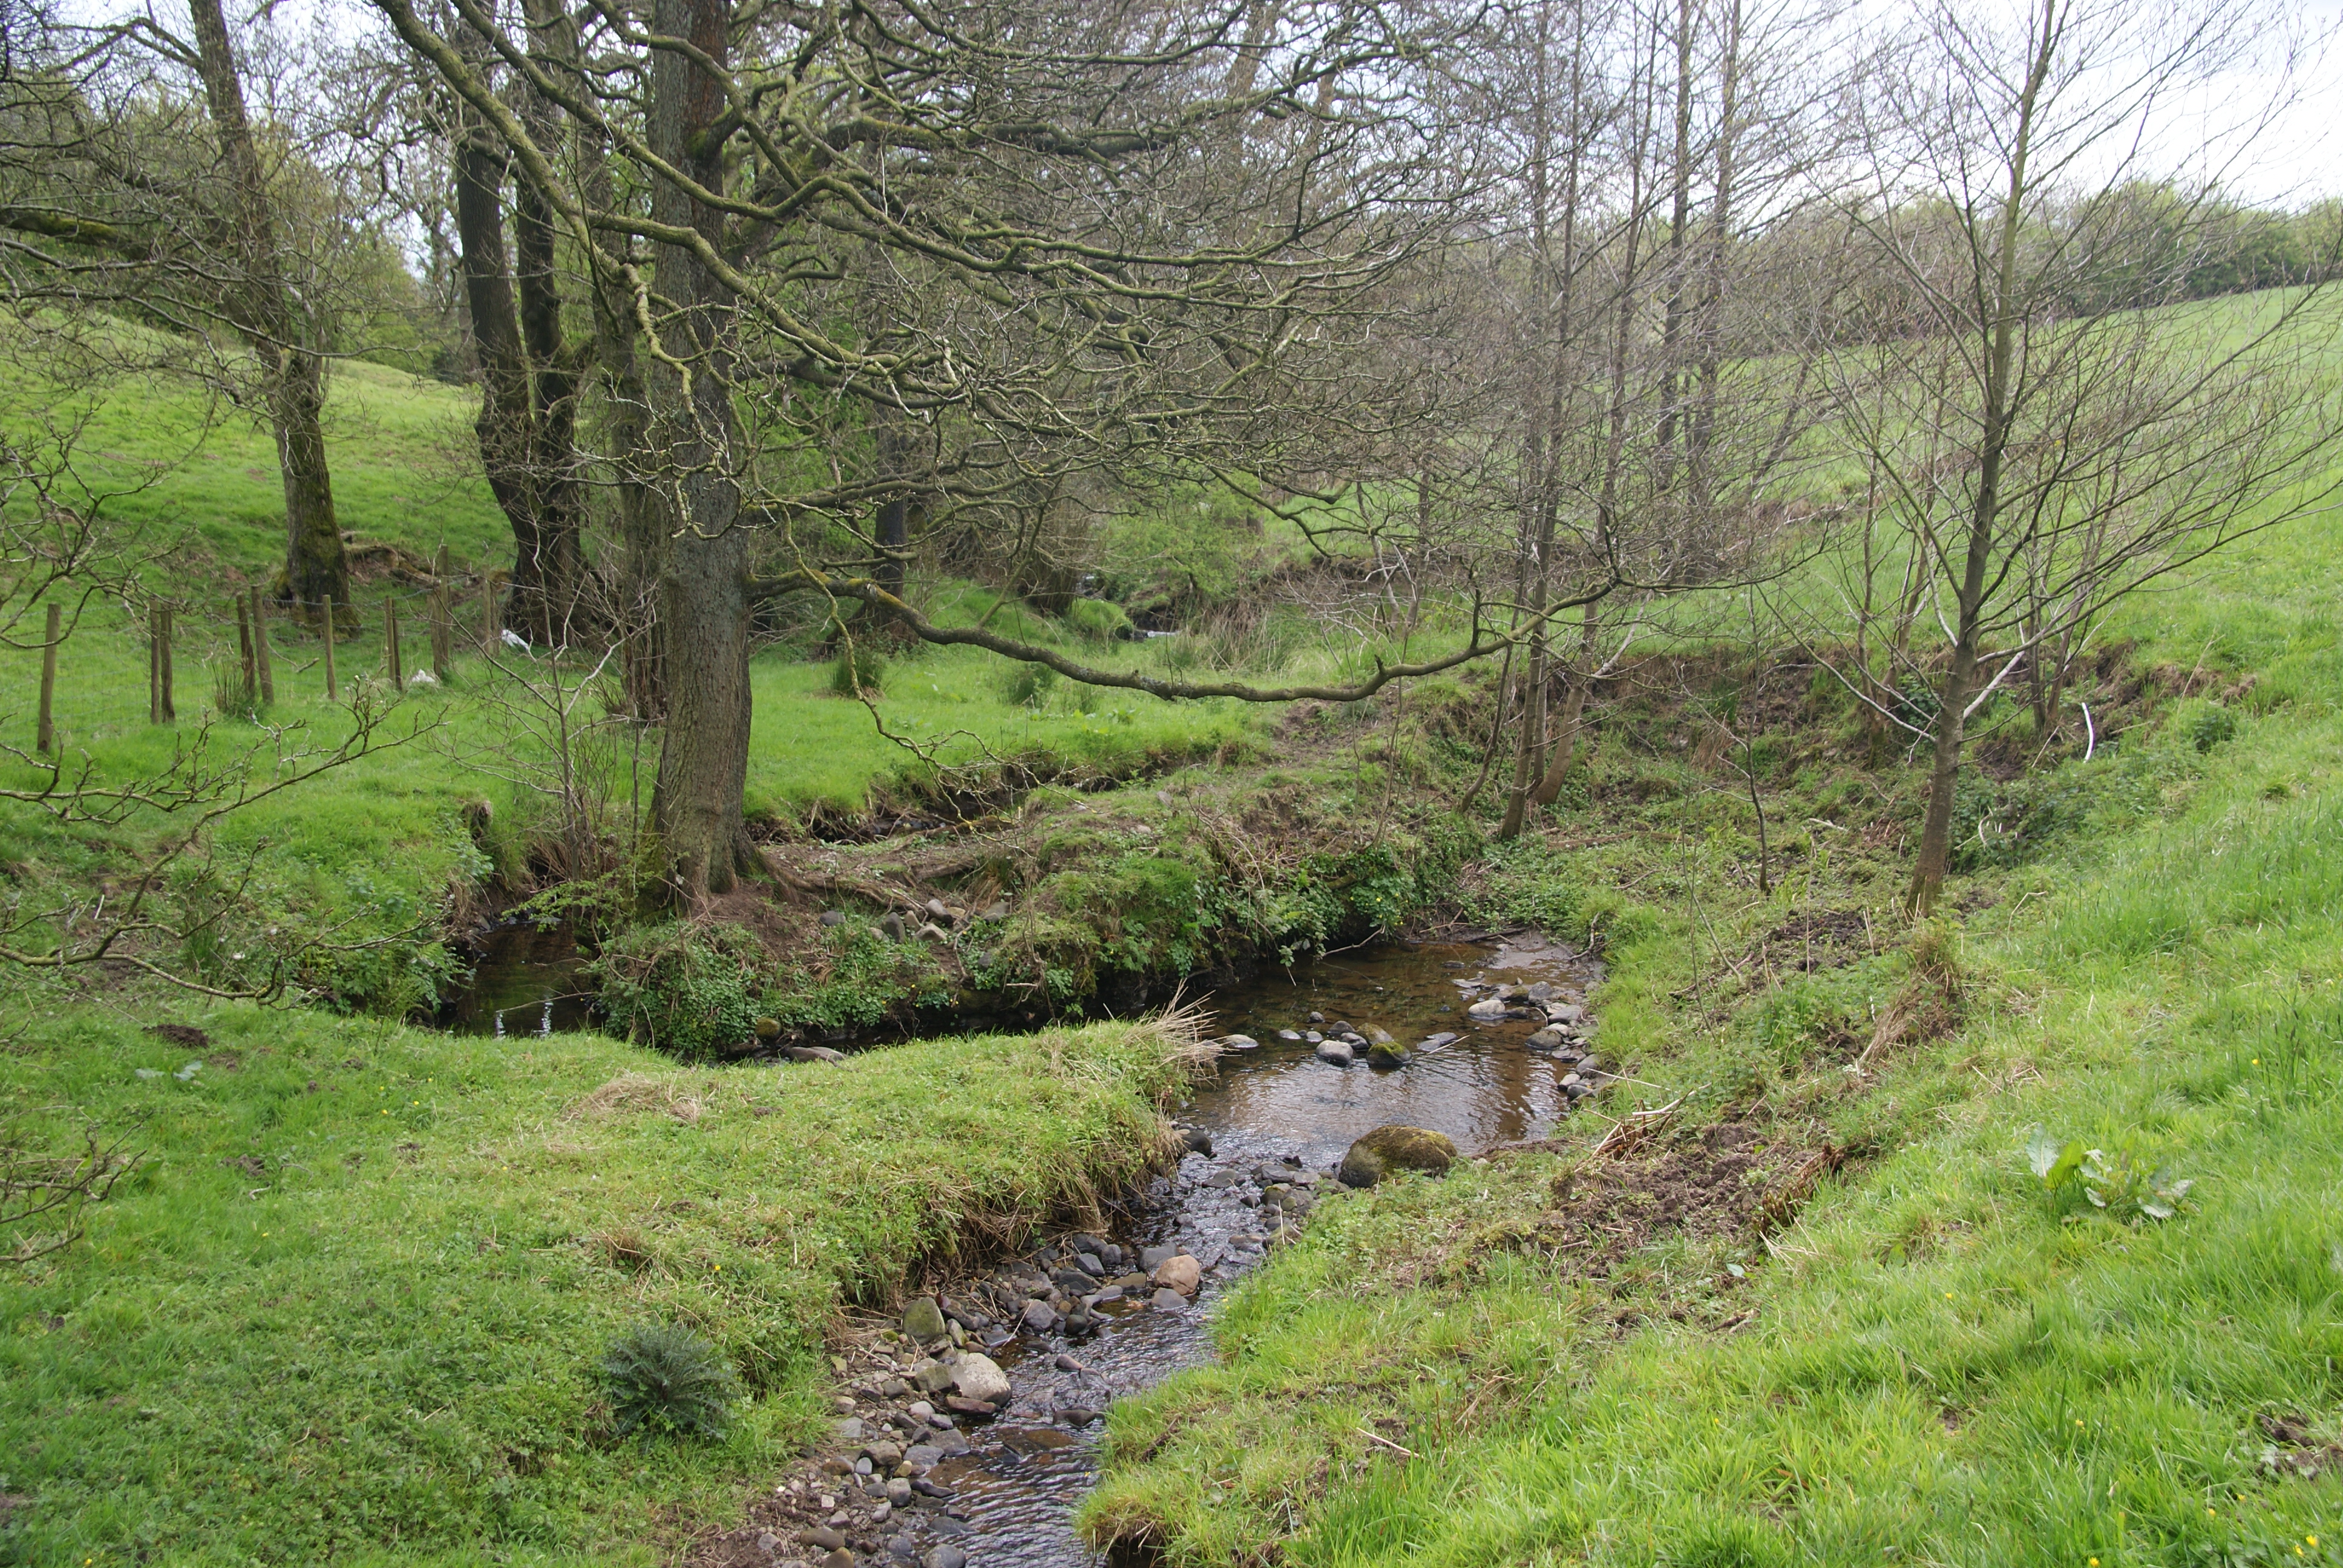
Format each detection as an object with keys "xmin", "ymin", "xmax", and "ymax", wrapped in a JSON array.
[
  {"xmin": 775, "ymin": 933, "xmax": 1601, "ymax": 1568},
  {"xmin": 437, "ymin": 921, "xmax": 594, "ymax": 1037}
]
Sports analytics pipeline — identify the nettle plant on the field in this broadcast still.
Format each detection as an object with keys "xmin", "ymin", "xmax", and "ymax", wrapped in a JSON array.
[{"xmin": 2027, "ymin": 1131, "xmax": 2194, "ymax": 1224}]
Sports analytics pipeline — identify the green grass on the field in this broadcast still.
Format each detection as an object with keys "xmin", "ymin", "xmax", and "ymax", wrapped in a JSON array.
[
  {"xmin": 1075, "ymin": 503, "xmax": 2343, "ymax": 1564},
  {"xmin": 0, "ymin": 1007, "xmax": 1194, "ymax": 1565}
]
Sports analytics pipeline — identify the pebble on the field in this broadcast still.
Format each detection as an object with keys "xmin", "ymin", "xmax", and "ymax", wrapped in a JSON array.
[
  {"xmin": 1053, "ymin": 1353, "xmax": 1088, "ymax": 1373},
  {"xmin": 1152, "ymin": 1287, "xmax": 1188, "ymax": 1308},
  {"xmin": 1277, "ymin": 1030, "xmax": 1302, "ymax": 1041},
  {"xmin": 1021, "ymin": 1299, "xmax": 1059, "ymax": 1333},
  {"xmin": 1303, "ymin": 1030, "xmax": 1323, "ymax": 1044},
  {"xmin": 1139, "ymin": 1243, "xmax": 1179, "ymax": 1271},
  {"xmin": 1314, "ymin": 1040, "xmax": 1354, "ymax": 1066},
  {"xmin": 1222, "ymin": 1034, "xmax": 1260, "ymax": 1050},
  {"xmin": 925, "ymin": 1549, "xmax": 969, "ymax": 1568},
  {"xmin": 799, "ymin": 1527, "xmax": 847, "ymax": 1551},
  {"xmin": 1308, "ymin": 1011, "xmax": 1325, "ymax": 1024},
  {"xmin": 1467, "ymin": 998, "xmax": 1507, "ymax": 1020}
]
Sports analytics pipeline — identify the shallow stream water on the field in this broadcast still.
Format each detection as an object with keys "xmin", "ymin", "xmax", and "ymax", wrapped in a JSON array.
[{"xmin": 897, "ymin": 933, "xmax": 1603, "ymax": 1567}]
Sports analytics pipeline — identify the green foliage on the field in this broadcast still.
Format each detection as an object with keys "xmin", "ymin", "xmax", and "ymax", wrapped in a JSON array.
[
  {"xmin": 830, "ymin": 644, "xmax": 887, "ymax": 698},
  {"xmin": 997, "ymin": 659, "xmax": 1059, "ymax": 707},
  {"xmin": 773, "ymin": 925, "xmax": 951, "ymax": 1033},
  {"xmin": 1063, "ymin": 598, "xmax": 1135, "ymax": 644},
  {"xmin": 600, "ymin": 1321, "xmax": 743, "ymax": 1440},
  {"xmin": 2025, "ymin": 1130, "xmax": 2194, "ymax": 1224},
  {"xmin": 592, "ymin": 921, "xmax": 769, "ymax": 1059},
  {"xmin": 2173, "ymin": 696, "xmax": 2240, "ymax": 752}
]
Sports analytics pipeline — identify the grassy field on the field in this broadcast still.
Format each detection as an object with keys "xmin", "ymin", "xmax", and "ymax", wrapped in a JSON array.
[{"xmin": 0, "ymin": 1009, "xmax": 1196, "ymax": 1566}]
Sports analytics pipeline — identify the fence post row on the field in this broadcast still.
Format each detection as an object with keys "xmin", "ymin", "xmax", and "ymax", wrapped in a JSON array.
[
  {"xmin": 249, "ymin": 584, "xmax": 274, "ymax": 704},
  {"xmin": 36, "ymin": 601, "xmax": 59, "ymax": 753}
]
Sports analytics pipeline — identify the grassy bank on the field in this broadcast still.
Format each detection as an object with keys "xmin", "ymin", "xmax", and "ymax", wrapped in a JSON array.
[
  {"xmin": 1076, "ymin": 510, "xmax": 2343, "ymax": 1565},
  {"xmin": 0, "ymin": 1008, "xmax": 1198, "ymax": 1565}
]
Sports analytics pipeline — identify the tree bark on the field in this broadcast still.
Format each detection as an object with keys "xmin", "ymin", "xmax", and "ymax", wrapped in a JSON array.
[
  {"xmin": 643, "ymin": 0, "xmax": 756, "ymax": 901},
  {"xmin": 186, "ymin": 0, "xmax": 348, "ymax": 615}
]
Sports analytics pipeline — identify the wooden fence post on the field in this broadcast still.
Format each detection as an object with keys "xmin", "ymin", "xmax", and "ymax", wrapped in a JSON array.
[
  {"xmin": 36, "ymin": 601, "xmax": 59, "ymax": 753},
  {"xmin": 480, "ymin": 573, "xmax": 499, "ymax": 655},
  {"xmin": 235, "ymin": 592, "xmax": 256, "ymax": 702},
  {"xmin": 323, "ymin": 599, "xmax": 338, "ymax": 701},
  {"xmin": 148, "ymin": 601, "xmax": 175, "ymax": 722},
  {"xmin": 384, "ymin": 593, "xmax": 403, "ymax": 690},
  {"xmin": 431, "ymin": 547, "xmax": 453, "ymax": 682},
  {"xmin": 249, "ymin": 585, "xmax": 274, "ymax": 704}
]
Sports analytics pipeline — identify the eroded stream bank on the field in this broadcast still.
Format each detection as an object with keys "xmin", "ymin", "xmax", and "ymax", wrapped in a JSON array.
[{"xmin": 692, "ymin": 931, "xmax": 1608, "ymax": 1568}]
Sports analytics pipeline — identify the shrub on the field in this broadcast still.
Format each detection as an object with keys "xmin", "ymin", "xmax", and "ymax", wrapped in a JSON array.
[
  {"xmin": 600, "ymin": 1322, "xmax": 741, "ymax": 1440},
  {"xmin": 2172, "ymin": 697, "xmax": 2238, "ymax": 752},
  {"xmin": 591, "ymin": 921, "xmax": 768, "ymax": 1058},
  {"xmin": 830, "ymin": 644, "xmax": 886, "ymax": 698}
]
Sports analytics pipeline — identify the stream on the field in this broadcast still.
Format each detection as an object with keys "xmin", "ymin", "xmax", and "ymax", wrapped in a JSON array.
[
  {"xmin": 770, "ymin": 932, "xmax": 1604, "ymax": 1568},
  {"xmin": 442, "ymin": 929, "xmax": 1604, "ymax": 1565}
]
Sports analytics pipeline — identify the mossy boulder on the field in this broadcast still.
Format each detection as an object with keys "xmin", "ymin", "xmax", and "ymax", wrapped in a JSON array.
[
  {"xmin": 1338, "ymin": 1124, "xmax": 1458, "ymax": 1187},
  {"xmin": 1365, "ymin": 1039, "xmax": 1409, "ymax": 1069}
]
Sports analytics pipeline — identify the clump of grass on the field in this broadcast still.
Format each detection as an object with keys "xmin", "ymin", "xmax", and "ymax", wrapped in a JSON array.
[
  {"xmin": 998, "ymin": 659, "xmax": 1060, "ymax": 707},
  {"xmin": 600, "ymin": 1321, "xmax": 743, "ymax": 1440},
  {"xmin": 831, "ymin": 644, "xmax": 886, "ymax": 698},
  {"xmin": 1064, "ymin": 597, "xmax": 1135, "ymax": 643}
]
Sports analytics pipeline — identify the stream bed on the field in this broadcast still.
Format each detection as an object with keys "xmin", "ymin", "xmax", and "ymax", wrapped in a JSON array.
[{"xmin": 723, "ymin": 932, "xmax": 1605, "ymax": 1568}]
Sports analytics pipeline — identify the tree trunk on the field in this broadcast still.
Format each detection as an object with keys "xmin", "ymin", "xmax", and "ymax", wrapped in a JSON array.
[
  {"xmin": 511, "ymin": 85, "xmax": 588, "ymax": 645},
  {"xmin": 186, "ymin": 0, "xmax": 347, "ymax": 614},
  {"xmin": 643, "ymin": 0, "xmax": 755, "ymax": 901}
]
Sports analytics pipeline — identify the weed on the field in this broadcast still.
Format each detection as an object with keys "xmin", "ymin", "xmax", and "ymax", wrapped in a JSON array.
[
  {"xmin": 592, "ymin": 921, "xmax": 769, "ymax": 1058},
  {"xmin": 2025, "ymin": 1129, "xmax": 2192, "ymax": 1223},
  {"xmin": 599, "ymin": 1321, "xmax": 743, "ymax": 1441}
]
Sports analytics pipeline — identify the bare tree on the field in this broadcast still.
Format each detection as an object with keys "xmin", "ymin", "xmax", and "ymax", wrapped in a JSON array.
[{"xmin": 1798, "ymin": 0, "xmax": 2343, "ymax": 913}]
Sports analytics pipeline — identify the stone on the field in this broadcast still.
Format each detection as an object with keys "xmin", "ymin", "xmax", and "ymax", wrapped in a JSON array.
[
  {"xmin": 1418, "ymin": 1031, "xmax": 1459, "ymax": 1048},
  {"xmin": 1365, "ymin": 1039, "xmax": 1408, "ymax": 1068},
  {"xmin": 1546, "ymin": 1002, "xmax": 1585, "ymax": 1025},
  {"xmin": 1139, "ymin": 1244, "xmax": 1179, "ymax": 1271},
  {"xmin": 1053, "ymin": 1268, "xmax": 1095, "ymax": 1295},
  {"xmin": 1073, "ymin": 1250, "xmax": 1104, "ymax": 1276},
  {"xmin": 1182, "ymin": 1127, "xmax": 1214, "ymax": 1155},
  {"xmin": 888, "ymin": 1535, "xmax": 919, "ymax": 1561},
  {"xmin": 1058, "ymin": 1404, "xmax": 1101, "ymax": 1426},
  {"xmin": 835, "ymin": 1417, "xmax": 865, "ymax": 1443},
  {"xmin": 1020, "ymin": 1299, "xmax": 1060, "ymax": 1333},
  {"xmin": 934, "ymin": 1428, "xmax": 972, "ymax": 1455},
  {"xmin": 1308, "ymin": 1011, "xmax": 1325, "ymax": 1024},
  {"xmin": 907, "ymin": 1400, "xmax": 934, "ymax": 1419},
  {"xmin": 1277, "ymin": 1029, "xmax": 1302, "ymax": 1041},
  {"xmin": 1527, "ymin": 982, "xmax": 1554, "ymax": 1001},
  {"xmin": 1466, "ymin": 998, "xmax": 1508, "ymax": 1020},
  {"xmin": 821, "ymin": 1551, "xmax": 855, "ymax": 1568},
  {"xmin": 1052, "ymin": 1352, "xmax": 1087, "ymax": 1373},
  {"xmin": 949, "ymin": 1353, "xmax": 1011, "ymax": 1403},
  {"xmin": 915, "ymin": 923, "xmax": 950, "ymax": 941},
  {"xmin": 925, "ymin": 898, "xmax": 954, "ymax": 924},
  {"xmin": 788, "ymin": 1046, "xmax": 847, "ymax": 1063},
  {"xmin": 1303, "ymin": 1030, "xmax": 1323, "ymax": 1044},
  {"xmin": 902, "ymin": 1298, "xmax": 948, "ymax": 1341},
  {"xmin": 862, "ymin": 1440, "xmax": 904, "ymax": 1468},
  {"xmin": 885, "ymin": 1476, "xmax": 914, "ymax": 1506},
  {"xmin": 1151, "ymin": 1287, "xmax": 1188, "ymax": 1308},
  {"xmin": 1221, "ymin": 1034, "xmax": 1260, "ymax": 1051},
  {"xmin": 931, "ymin": 1516, "xmax": 972, "ymax": 1538},
  {"xmin": 909, "ymin": 1358, "xmax": 956, "ymax": 1394},
  {"xmin": 755, "ymin": 1016, "xmax": 782, "ymax": 1040},
  {"xmin": 1525, "ymin": 1027, "xmax": 1565, "ymax": 1051},
  {"xmin": 1362, "ymin": 1024, "xmax": 1396, "ymax": 1045},
  {"xmin": 756, "ymin": 1531, "xmax": 780, "ymax": 1553},
  {"xmin": 1110, "ymin": 1272, "xmax": 1150, "ymax": 1289},
  {"xmin": 1338, "ymin": 1125, "xmax": 1460, "ymax": 1187},
  {"xmin": 925, "ymin": 1549, "xmax": 969, "ymax": 1568},
  {"xmin": 1152, "ymin": 1253, "xmax": 1202, "ymax": 1295},
  {"xmin": 1314, "ymin": 1040, "xmax": 1354, "ymax": 1066},
  {"xmin": 913, "ymin": 1476, "xmax": 954, "ymax": 1498},
  {"xmin": 905, "ymin": 1442, "xmax": 943, "ymax": 1468},
  {"xmin": 944, "ymin": 1394, "xmax": 997, "ymax": 1419},
  {"xmin": 819, "ymin": 910, "xmax": 850, "ymax": 927},
  {"xmin": 881, "ymin": 912, "xmax": 906, "ymax": 940},
  {"xmin": 799, "ymin": 1527, "xmax": 847, "ymax": 1552},
  {"xmin": 981, "ymin": 901, "xmax": 1010, "ymax": 920}
]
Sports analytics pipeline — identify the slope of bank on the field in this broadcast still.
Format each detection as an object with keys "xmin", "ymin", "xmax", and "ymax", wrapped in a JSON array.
[
  {"xmin": 1080, "ymin": 624, "xmax": 2343, "ymax": 1560},
  {"xmin": 0, "ymin": 1008, "xmax": 1200, "ymax": 1564}
]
